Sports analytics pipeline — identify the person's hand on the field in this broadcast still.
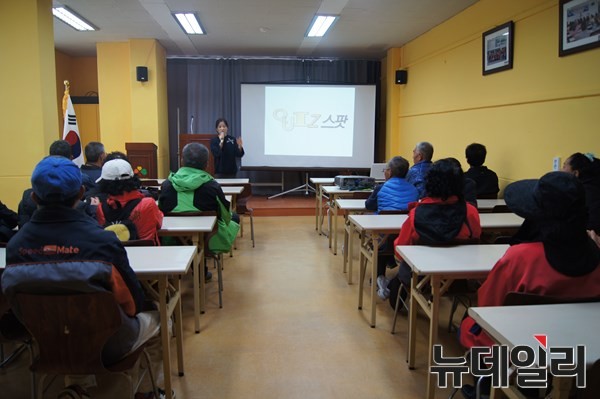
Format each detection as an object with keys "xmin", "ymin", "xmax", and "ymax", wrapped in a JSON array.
[
  {"xmin": 236, "ymin": 137, "xmax": 243, "ymax": 148},
  {"xmin": 89, "ymin": 196, "xmax": 100, "ymax": 206},
  {"xmin": 588, "ymin": 230, "xmax": 600, "ymax": 248},
  {"xmin": 218, "ymin": 132, "xmax": 225, "ymax": 141}
]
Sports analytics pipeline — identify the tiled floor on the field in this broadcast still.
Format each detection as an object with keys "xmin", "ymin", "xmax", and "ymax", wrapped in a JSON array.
[{"xmin": 1, "ymin": 216, "xmax": 466, "ymax": 398}]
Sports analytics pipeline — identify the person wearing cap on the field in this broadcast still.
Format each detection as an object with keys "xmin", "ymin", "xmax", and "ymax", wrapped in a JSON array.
[
  {"xmin": 459, "ymin": 171, "xmax": 600, "ymax": 349},
  {"xmin": 406, "ymin": 141, "xmax": 434, "ymax": 198},
  {"xmin": 1, "ymin": 156, "xmax": 166, "ymax": 398},
  {"xmin": 95, "ymin": 159, "xmax": 163, "ymax": 245},
  {"xmin": 17, "ymin": 140, "xmax": 96, "ymax": 228}
]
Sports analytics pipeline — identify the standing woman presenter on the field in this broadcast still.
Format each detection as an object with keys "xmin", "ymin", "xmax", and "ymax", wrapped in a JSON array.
[{"xmin": 209, "ymin": 118, "xmax": 245, "ymax": 178}]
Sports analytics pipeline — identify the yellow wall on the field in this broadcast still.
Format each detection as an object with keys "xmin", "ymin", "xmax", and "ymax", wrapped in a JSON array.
[
  {"xmin": 0, "ymin": 0, "xmax": 58, "ymax": 209},
  {"xmin": 386, "ymin": 0, "xmax": 600, "ymax": 193}
]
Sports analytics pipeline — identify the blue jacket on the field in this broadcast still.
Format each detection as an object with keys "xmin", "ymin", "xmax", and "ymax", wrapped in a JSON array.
[
  {"xmin": 365, "ymin": 177, "xmax": 419, "ymax": 213},
  {"xmin": 406, "ymin": 161, "xmax": 432, "ymax": 199}
]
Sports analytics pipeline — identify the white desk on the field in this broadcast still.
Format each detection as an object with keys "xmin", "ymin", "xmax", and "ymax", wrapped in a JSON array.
[
  {"xmin": 323, "ymin": 186, "xmax": 373, "ymax": 255},
  {"xmin": 336, "ymin": 199, "xmax": 370, "ymax": 280},
  {"xmin": 348, "ymin": 214, "xmax": 409, "ymax": 327},
  {"xmin": 159, "ymin": 216, "xmax": 216, "ymax": 333},
  {"xmin": 477, "ymin": 199, "xmax": 506, "ymax": 212},
  {"xmin": 127, "ymin": 246, "xmax": 196, "ymax": 399},
  {"xmin": 221, "ymin": 185, "xmax": 244, "ymax": 211},
  {"xmin": 216, "ymin": 178, "xmax": 249, "ymax": 185},
  {"xmin": 479, "ymin": 213, "xmax": 523, "ymax": 232},
  {"xmin": 396, "ymin": 244, "xmax": 509, "ymax": 399},
  {"xmin": 469, "ymin": 303, "xmax": 600, "ymax": 399},
  {"xmin": 1, "ymin": 246, "xmax": 194, "ymax": 399},
  {"xmin": 309, "ymin": 177, "xmax": 335, "ymax": 234}
]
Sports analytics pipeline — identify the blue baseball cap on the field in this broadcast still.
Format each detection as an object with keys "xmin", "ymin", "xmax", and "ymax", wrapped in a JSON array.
[{"xmin": 31, "ymin": 156, "xmax": 82, "ymax": 202}]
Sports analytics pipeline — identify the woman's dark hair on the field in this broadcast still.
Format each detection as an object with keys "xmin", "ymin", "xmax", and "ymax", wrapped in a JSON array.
[
  {"xmin": 215, "ymin": 118, "xmax": 229, "ymax": 129},
  {"xmin": 566, "ymin": 153, "xmax": 600, "ymax": 180},
  {"xmin": 424, "ymin": 158, "xmax": 465, "ymax": 201},
  {"xmin": 99, "ymin": 176, "xmax": 141, "ymax": 196},
  {"xmin": 104, "ymin": 151, "xmax": 129, "ymax": 163}
]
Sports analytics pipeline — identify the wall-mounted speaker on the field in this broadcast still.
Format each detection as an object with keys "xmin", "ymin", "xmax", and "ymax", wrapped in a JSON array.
[
  {"xmin": 395, "ymin": 70, "xmax": 408, "ymax": 85},
  {"xmin": 136, "ymin": 66, "xmax": 148, "ymax": 82}
]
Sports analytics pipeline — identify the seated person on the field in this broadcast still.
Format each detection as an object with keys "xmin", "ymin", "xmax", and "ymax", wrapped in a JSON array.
[
  {"xmin": 448, "ymin": 157, "xmax": 477, "ymax": 206},
  {"xmin": 1, "ymin": 156, "xmax": 166, "ymax": 398},
  {"xmin": 95, "ymin": 159, "xmax": 163, "ymax": 245},
  {"xmin": 464, "ymin": 143, "xmax": 499, "ymax": 199},
  {"xmin": 458, "ymin": 171, "xmax": 600, "ymax": 398},
  {"xmin": 562, "ymin": 152, "xmax": 600, "ymax": 234},
  {"xmin": 365, "ymin": 156, "xmax": 418, "ymax": 299},
  {"xmin": 80, "ymin": 141, "xmax": 106, "ymax": 184},
  {"xmin": 0, "ymin": 200, "xmax": 18, "ymax": 242},
  {"xmin": 159, "ymin": 143, "xmax": 239, "ymax": 279},
  {"xmin": 406, "ymin": 141, "xmax": 434, "ymax": 199},
  {"xmin": 18, "ymin": 140, "xmax": 95, "ymax": 227},
  {"xmin": 387, "ymin": 158, "xmax": 482, "ymax": 305}
]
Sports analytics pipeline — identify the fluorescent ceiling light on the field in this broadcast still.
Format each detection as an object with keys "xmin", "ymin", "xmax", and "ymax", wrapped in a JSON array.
[
  {"xmin": 52, "ymin": 6, "xmax": 97, "ymax": 31},
  {"xmin": 306, "ymin": 15, "xmax": 338, "ymax": 37},
  {"xmin": 174, "ymin": 13, "xmax": 205, "ymax": 35}
]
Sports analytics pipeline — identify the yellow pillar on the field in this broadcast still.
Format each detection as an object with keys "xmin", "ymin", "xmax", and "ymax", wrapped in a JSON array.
[
  {"xmin": 0, "ymin": 0, "xmax": 58, "ymax": 209},
  {"xmin": 97, "ymin": 39, "xmax": 169, "ymax": 177},
  {"xmin": 384, "ymin": 48, "xmax": 402, "ymax": 160}
]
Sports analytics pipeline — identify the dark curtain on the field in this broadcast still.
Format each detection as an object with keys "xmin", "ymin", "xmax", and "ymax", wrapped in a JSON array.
[{"xmin": 167, "ymin": 58, "xmax": 381, "ymax": 193}]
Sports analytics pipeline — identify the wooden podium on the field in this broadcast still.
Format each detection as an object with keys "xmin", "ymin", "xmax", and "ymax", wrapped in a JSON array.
[
  {"xmin": 179, "ymin": 134, "xmax": 215, "ymax": 175},
  {"xmin": 126, "ymin": 142, "xmax": 158, "ymax": 179}
]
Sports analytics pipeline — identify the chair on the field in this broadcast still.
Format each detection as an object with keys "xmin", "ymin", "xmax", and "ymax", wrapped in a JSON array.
[
  {"xmin": 14, "ymin": 291, "xmax": 158, "ymax": 399},
  {"xmin": 235, "ymin": 183, "xmax": 255, "ymax": 248},
  {"xmin": 122, "ymin": 239, "xmax": 156, "ymax": 247},
  {"xmin": 164, "ymin": 211, "xmax": 224, "ymax": 308},
  {"xmin": 476, "ymin": 193, "xmax": 498, "ymax": 200}
]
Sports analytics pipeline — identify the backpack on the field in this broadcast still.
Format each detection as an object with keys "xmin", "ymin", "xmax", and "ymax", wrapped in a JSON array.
[{"xmin": 101, "ymin": 198, "xmax": 142, "ymax": 241}]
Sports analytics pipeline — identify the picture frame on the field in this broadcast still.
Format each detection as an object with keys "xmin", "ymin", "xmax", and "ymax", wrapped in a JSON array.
[
  {"xmin": 559, "ymin": 0, "xmax": 600, "ymax": 57},
  {"xmin": 482, "ymin": 21, "xmax": 514, "ymax": 76}
]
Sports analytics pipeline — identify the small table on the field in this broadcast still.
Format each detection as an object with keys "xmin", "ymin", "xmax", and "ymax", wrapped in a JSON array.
[
  {"xmin": 322, "ymin": 186, "xmax": 373, "ymax": 255},
  {"xmin": 469, "ymin": 302, "xmax": 600, "ymax": 399},
  {"xmin": 221, "ymin": 185, "xmax": 245, "ymax": 211},
  {"xmin": 309, "ymin": 177, "xmax": 335, "ymax": 234},
  {"xmin": 158, "ymin": 215, "xmax": 216, "ymax": 333},
  {"xmin": 476, "ymin": 199, "xmax": 506, "ymax": 212},
  {"xmin": 127, "ymin": 246, "xmax": 196, "ymax": 399},
  {"xmin": 215, "ymin": 178, "xmax": 250, "ymax": 185},
  {"xmin": 479, "ymin": 212, "xmax": 523, "ymax": 236},
  {"xmin": 335, "ymin": 199, "xmax": 369, "ymax": 281},
  {"xmin": 396, "ymin": 244, "xmax": 509, "ymax": 399},
  {"xmin": 348, "ymin": 214, "xmax": 409, "ymax": 327}
]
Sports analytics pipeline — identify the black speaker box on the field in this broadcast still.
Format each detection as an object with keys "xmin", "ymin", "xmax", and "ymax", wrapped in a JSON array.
[
  {"xmin": 136, "ymin": 66, "xmax": 148, "ymax": 82},
  {"xmin": 395, "ymin": 70, "xmax": 408, "ymax": 84}
]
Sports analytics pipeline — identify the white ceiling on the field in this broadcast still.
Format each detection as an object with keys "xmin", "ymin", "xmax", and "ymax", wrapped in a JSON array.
[{"xmin": 53, "ymin": 0, "xmax": 479, "ymax": 59}]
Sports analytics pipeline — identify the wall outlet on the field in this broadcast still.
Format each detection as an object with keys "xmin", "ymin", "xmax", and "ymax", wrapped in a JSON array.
[{"xmin": 553, "ymin": 157, "xmax": 561, "ymax": 171}]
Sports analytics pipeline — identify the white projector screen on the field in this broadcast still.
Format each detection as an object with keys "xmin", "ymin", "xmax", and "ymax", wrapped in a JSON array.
[{"xmin": 241, "ymin": 83, "xmax": 376, "ymax": 168}]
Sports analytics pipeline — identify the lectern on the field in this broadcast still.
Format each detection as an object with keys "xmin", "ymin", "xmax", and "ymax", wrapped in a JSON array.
[
  {"xmin": 125, "ymin": 142, "xmax": 158, "ymax": 179},
  {"xmin": 179, "ymin": 134, "xmax": 215, "ymax": 176}
]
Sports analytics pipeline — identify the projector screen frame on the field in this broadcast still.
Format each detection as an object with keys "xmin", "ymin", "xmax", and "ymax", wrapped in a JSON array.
[{"xmin": 240, "ymin": 82, "xmax": 377, "ymax": 170}]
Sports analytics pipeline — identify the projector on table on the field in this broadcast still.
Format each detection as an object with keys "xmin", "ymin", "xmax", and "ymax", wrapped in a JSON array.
[{"xmin": 334, "ymin": 175, "xmax": 376, "ymax": 191}]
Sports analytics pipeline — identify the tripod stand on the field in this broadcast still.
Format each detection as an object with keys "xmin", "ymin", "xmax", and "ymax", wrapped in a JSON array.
[{"xmin": 268, "ymin": 172, "xmax": 315, "ymax": 199}]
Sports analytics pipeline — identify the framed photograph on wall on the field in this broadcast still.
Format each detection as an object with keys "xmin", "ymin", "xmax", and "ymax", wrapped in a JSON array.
[
  {"xmin": 559, "ymin": 0, "xmax": 600, "ymax": 56},
  {"xmin": 482, "ymin": 21, "xmax": 514, "ymax": 75}
]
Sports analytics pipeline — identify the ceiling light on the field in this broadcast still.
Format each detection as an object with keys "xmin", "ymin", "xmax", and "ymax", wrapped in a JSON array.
[
  {"xmin": 306, "ymin": 15, "xmax": 338, "ymax": 37},
  {"xmin": 173, "ymin": 13, "xmax": 205, "ymax": 35},
  {"xmin": 52, "ymin": 6, "xmax": 97, "ymax": 31}
]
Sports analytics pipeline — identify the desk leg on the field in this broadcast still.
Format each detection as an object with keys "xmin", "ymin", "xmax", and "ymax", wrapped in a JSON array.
[
  {"xmin": 332, "ymin": 199, "xmax": 339, "ymax": 254},
  {"xmin": 174, "ymin": 277, "xmax": 184, "ymax": 376},
  {"xmin": 425, "ymin": 276, "xmax": 441, "ymax": 399},
  {"xmin": 358, "ymin": 232, "xmax": 367, "ymax": 310},
  {"xmin": 192, "ymin": 233, "xmax": 205, "ymax": 333},
  {"xmin": 342, "ymin": 217, "xmax": 349, "ymax": 273},
  {"xmin": 370, "ymin": 237, "xmax": 379, "ymax": 328},
  {"xmin": 158, "ymin": 277, "xmax": 174, "ymax": 399},
  {"xmin": 318, "ymin": 185, "xmax": 324, "ymax": 235},
  {"xmin": 407, "ymin": 270, "xmax": 418, "ymax": 368},
  {"xmin": 347, "ymin": 224, "xmax": 355, "ymax": 284},
  {"xmin": 328, "ymin": 196, "xmax": 334, "ymax": 248},
  {"xmin": 315, "ymin": 184, "xmax": 320, "ymax": 232}
]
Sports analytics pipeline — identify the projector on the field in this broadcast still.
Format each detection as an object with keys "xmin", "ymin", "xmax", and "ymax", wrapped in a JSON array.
[{"xmin": 334, "ymin": 175, "xmax": 376, "ymax": 191}]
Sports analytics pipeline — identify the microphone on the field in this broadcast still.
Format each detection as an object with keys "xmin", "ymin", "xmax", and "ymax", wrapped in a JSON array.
[{"xmin": 190, "ymin": 115, "xmax": 194, "ymax": 133}]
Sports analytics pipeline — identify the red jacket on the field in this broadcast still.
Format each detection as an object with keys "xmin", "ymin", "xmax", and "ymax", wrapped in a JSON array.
[
  {"xmin": 394, "ymin": 196, "xmax": 482, "ymax": 259},
  {"xmin": 460, "ymin": 242, "xmax": 600, "ymax": 348},
  {"xmin": 96, "ymin": 190, "xmax": 163, "ymax": 245}
]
